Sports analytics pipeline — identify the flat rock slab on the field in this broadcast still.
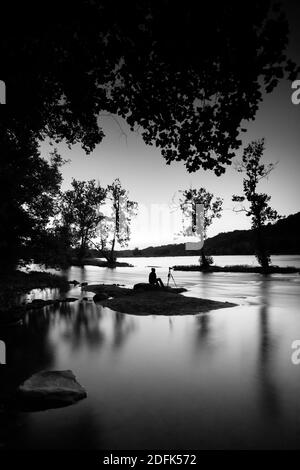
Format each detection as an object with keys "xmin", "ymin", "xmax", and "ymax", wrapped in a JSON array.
[
  {"xmin": 133, "ymin": 283, "xmax": 187, "ymax": 294},
  {"xmin": 98, "ymin": 291, "xmax": 237, "ymax": 316},
  {"xmin": 17, "ymin": 370, "xmax": 87, "ymax": 411},
  {"xmin": 87, "ymin": 284, "xmax": 133, "ymax": 298}
]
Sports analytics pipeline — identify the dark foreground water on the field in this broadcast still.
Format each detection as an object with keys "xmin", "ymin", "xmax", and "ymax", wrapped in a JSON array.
[{"xmin": 1, "ymin": 255, "xmax": 300, "ymax": 449}]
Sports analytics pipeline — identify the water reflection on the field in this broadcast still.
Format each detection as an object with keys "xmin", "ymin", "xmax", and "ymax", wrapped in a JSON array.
[
  {"xmin": 112, "ymin": 312, "xmax": 136, "ymax": 350},
  {"xmin": 197, "ymin": 314, "xmax": 210, "ymax": 340},
  {"xmin": 1, "ymin": 258, "xmax": 300, "ymax": 449},
  {"xmin": 193, "ymin": 273, "xmax": 213, "ymax": 353},
  {"xmin": 257, "ymin": 278, "xmax": 281, "ymax": 423}
]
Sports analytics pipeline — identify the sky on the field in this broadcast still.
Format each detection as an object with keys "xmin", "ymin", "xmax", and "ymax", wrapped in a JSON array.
[{"xmin": 41, "ymin": 0, "xmax": 300, "ymax": 249}]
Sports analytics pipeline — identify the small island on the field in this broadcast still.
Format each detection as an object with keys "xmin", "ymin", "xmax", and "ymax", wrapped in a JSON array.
[
  {"xmin": 172, "ymin": 264, "xmax": 300, "ymax": 274},
  {"xmin": 86, "ymin": 283, "xmax": 237, "ymax": 316}
]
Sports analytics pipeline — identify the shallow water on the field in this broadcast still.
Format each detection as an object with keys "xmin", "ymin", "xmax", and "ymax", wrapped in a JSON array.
[{"xmin": 1, "ymin": 255, "xmax": 300, "ymax": 449}]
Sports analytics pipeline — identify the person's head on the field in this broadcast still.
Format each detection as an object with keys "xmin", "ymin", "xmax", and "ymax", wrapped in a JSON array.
[{"xmin": 151, "ymin": 268, "xmax": 155, "ymax": 273}]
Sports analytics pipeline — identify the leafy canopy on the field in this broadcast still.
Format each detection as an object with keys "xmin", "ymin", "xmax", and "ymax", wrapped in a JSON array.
[
  {"xmin": 96, "ymin": 178, "xmax": 138, "ymax": 262},
  {"xmin": 1, "ymin": 0, "xmax": 298, "ymax": 174},
  {"xmin": 60, "ymin": 179, "xmax": 107, "ymax": 260},
  {"xmin": 179, "ymin": 187, "xmax": 223, "ymax": 238}
]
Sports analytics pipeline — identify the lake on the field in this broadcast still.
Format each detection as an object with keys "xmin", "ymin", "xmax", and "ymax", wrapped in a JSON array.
[{"xmin": 1, "ymin": 255, "xmax": 300, "ymax": 449}]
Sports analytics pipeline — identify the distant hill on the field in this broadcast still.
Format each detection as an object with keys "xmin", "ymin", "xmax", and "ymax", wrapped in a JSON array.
[{"xmin": 113, "ymin": 212, "xmax": 300, "ymax": 257}]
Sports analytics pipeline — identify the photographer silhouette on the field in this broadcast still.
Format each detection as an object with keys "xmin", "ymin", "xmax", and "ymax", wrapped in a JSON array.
[{"xmin": 149, "ymin": 268, "xmax": 164, "ymax": 288}]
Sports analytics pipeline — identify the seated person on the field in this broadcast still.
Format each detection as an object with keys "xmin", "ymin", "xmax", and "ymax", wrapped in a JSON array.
[{"xmin": 148, "ymin": 268, "xmax": 164, "ymax": 287}]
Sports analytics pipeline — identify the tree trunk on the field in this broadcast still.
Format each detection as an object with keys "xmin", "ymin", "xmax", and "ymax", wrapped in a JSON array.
[
  {"xmin": 98, "ymin": 246, "xmax": 116, "ymax": 268},
  {"xmin": 255, "ymin": 226, "xmax": 270, "ymax": 273},
  {"xmin": 109, "ymin": 237, "xmax": 116, "ymax": 267},
  {"xmin": 200, "ymin": 247, "xmax": 209, "ymax": 270},
  {"xmin": 107, "ymin": 198, "xmax": 119, "ymax": 268},
  {"xmin": 77, "ymin": 239, "xmax": 86, "ymax": 266}
]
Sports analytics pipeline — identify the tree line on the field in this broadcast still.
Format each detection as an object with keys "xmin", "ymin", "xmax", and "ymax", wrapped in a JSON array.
[
  {"xmin": 179, "ymin": 139, "xmax": 280, "ymax": 271},
  {"xmin": 30, "ymin": 177, "xmax": 137, "ymax": 269},
  {"xmin": 1, "ymin": 137, "xmax": 281, "ymax": 273},
  {"xmin": 0, "ymin": 1, "xmax": 296, "ymax": 274}
]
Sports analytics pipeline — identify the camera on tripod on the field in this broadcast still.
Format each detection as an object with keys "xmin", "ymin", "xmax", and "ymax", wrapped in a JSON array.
[{"xmin": 167, "ymin": 266, "xmax": 176, "ymax": 287}]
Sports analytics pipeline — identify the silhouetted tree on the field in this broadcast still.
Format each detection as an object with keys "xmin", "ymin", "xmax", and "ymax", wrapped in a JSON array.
[
  {"xmin": 232, "ymin": 138, "xmax": 280, "ymax": 271},
  {"xmin": 133, "ymin": 247, "xmax": 140, "ymax": 257},
  {"xmin": 61, "ymin": 180, "xmax": 107, "ymax": 264},
  {"xmin": 2, "ymin": 1, "xmax": 297, "ymax": 172},
  {"xmin": 95, "ymin": 179, "xmax": 138, "ymax": 267},
  {"xmin": 0, "ymin": 1, "xmax": 297, "ymax": 270},
  {"xmin": 31, "ymin": 224, "xmax": 75, "ymax": 269},
  {"xmin": 0, "ymin": 143, "xmax": 64, "ymax": 271},
  {"xmin": 179, "ymin": 188, "xmax": 223, "ymax": 268}
]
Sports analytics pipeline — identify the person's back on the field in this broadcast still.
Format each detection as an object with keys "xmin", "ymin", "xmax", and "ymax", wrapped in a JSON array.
[
  {"xmin": 149, "ymin": 269, "xmax": 157, "ymax": 285},
  {"xmin": 148, "ymin": 268, "xmax": 164, "ymax": 288}
]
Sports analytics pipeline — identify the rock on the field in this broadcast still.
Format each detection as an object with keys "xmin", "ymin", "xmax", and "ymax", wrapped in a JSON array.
[
  {"xmin": 17, "ymin": 370, "xmax": 87, "ymax": 410},
  {"xmin": 133, "ymin": 283, "xmax": 187, "ymax": 294},
  {"xmin": 87, "ymin": 284, "xmax": 133, "ymax": 299},
  {"xmin": 133, "ymin": 283, "xmax": 157, "ymax": 291},
  {"xmin": 58, "ymin": 297, "xmax": 78, "ymax": 303},
  {"xmin": 68, "ymin": 280, "xmax": 80, "ymax": 285},
  {"xmin": 93, "ymin": 292, "xmax": 109, "ymax": 302}
]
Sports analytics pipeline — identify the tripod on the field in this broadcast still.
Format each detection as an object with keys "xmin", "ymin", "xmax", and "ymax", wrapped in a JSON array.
[{"xmin": 167, "ymin": 267, "xmax": 177, "ymax": 287}]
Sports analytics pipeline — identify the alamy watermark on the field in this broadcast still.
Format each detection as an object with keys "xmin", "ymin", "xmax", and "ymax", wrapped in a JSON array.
[
  {"xmin": 0, "ymin": 340, "xmax": 6, "ymax": 364},
  {"xmin": 95, "ymin": 196, "xmax": 205, "ymax": 251},
  {"xmin": 291, "ymin": 340, "xmax": 300, "ymax": 365},
  {"xmin": 291, "ymin": 80, "xmax": 300, "ymax": 105},
  {"xmin": 0, "ymin": 80, "xmax": 6, "ymax": 104}
]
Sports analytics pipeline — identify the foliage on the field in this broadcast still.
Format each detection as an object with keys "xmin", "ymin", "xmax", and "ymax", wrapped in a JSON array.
[
  {"xmin": 60, "ymin": 179, "xmax": 107, "ymax": 263},
  {"xmin": 0, "ymin": 1, "xmax": 297, "ymax": 172},
  {"xmin": 58, "ymin": 178, "xmax": 137, "ymax": 267},
  {"xmin": 172, "ymin": 264, "xmax": 299, "ymax": 274},
  {"xmin": 232, "ymin": 138, "xmax": 280, "ymax": 270},
  {"xmin": 179, "ymin": 187, "xmax": 223, "ymax": 267},
  {"xmin": 180, "ymin": 188, "xmax": 223, "ymax": 236},
  {"xmin": 0, "ymin": 140, "xmax": 64, "ymax": 271},
  {"xmin": 95, "ymin": 179, "xmax": 138, "ymax": 266}
]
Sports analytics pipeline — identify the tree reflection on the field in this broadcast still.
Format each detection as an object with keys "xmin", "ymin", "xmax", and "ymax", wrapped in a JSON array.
[
  {"xmin": 257, "ymin": 277, "xmax": 281, "ymax": 421},
  {"xmin": 111, "ymin": 312, "xmax": 136, "ymax": 350},
  {"xmin": 53, "ymin": 301, "xmax": 106, "ymax": 350},
  {"xmin": 193, "ymin": 273, "xmax": 213, "ymax": 353}
]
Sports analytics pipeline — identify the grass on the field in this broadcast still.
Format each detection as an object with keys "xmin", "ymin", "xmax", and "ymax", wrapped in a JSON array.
[{"xmin": 173, "ymin": 264, "xmax": 300, "ymax": 274}]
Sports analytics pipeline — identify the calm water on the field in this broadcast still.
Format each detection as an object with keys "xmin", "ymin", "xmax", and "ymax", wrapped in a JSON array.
[{"xmin": 1, "ymin": 255, "xmax": 300, "ymax": 449}]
